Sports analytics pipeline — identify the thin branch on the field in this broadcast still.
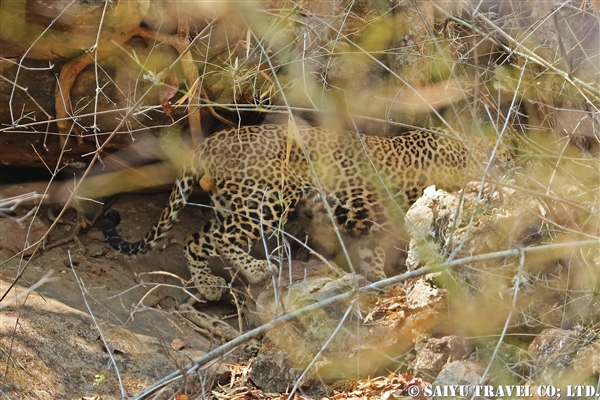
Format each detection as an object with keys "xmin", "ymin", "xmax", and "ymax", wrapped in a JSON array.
[{"xmin": 0, "ymin": 270, "xmax": 56, "ymax": 311}]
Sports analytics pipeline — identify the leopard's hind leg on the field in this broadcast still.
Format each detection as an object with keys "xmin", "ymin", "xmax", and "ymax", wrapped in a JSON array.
[
  {"xmin": 333, "ymin": 188, "xmax": 388, "ymax": 282},
  {"xmin": 184, "ymin": 219, "xmax": 227, "ymax": 301}
]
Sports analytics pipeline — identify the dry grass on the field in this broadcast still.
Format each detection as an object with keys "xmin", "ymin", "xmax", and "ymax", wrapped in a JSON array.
[{"xmin": 1, "ymin": 0, "xmax": 599, "ymax": 398}]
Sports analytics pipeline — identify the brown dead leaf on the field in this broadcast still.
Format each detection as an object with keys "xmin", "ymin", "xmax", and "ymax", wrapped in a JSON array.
[
  {"xmin": 363, "ymin": 287, "xmax": 407, "ymax": 326},
  {"xmin": 327, "ymin": 372, "xmax": 430, "ymax": 400},
  {"xmin": 171, "ymin": 338, "xmax": 186, "ymax": 350},
  {"xmin": 160, "ymin": 71, "xmax": 179, "ymax": 117}
]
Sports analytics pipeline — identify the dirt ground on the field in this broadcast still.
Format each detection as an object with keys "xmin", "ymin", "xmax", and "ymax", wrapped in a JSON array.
[{"xmin": 0, "ymin": 192, "xmax": 247, "ymax": 399}]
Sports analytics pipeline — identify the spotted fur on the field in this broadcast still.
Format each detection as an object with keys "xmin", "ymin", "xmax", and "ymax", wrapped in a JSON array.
[{"xmin": 101, "ymin": 124, "xmax": 503, "ymax": 301}]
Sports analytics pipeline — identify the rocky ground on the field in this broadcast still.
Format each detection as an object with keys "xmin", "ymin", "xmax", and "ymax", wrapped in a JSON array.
[
  {"xmin": 1, "ymin": 193, "xmax": 249, "ymax": 399},
  {"xmin": 1, "ymin": 183, "xmax": 599, "ymax": 399}
]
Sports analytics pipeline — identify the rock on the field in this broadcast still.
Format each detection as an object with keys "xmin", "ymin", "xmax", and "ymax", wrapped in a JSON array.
[
  {"xmin": 404, "ymin": 183, "xmax": 504, "ymax": 271},
  {"xmin": 405, "ymin": 185, "xmax": 457, "ymax": 270},
  {"xmin": 413, "ymin": 336, "xmax": 472, "ymax": 377},
  {"xmin": 0, "ymin": 216, "xmax": 48, "ymax": 257},
  {"xmin": 250, "ymin": 332, "xmax": 328, "ymax": 395},
  {"xmin": 0, "ymin": 276, "xmax": 216, "ymax": 398},
  {"xmin": 572, "ymin": 340, "xmax": 600, "ymax": 376},
  {"xmin": 434, "ymin": 361, "xmax": 486, "ymax": 386},
  {"xmin": 245, "ymin": 259, "xmax": 356, "ymax": 329},
  {"xmin": 404, "ymin": 183, "xmax": 599, "ymax": 334},
  {"xmin": 527, "ymin": 328, "xmax": 578, "ymax": 383},
  {"xmin": 528, "ymin": 328, "xmax": 577, "ymax": 366},
  {"xmin": 248, "ymin": 260, "xmax": 366, "ymax": 394},
  {"xmin": 406, "ymin": 278, "xmax": 444, "ymax": 310},
  {"xmin": 247, "ymin": 260, "xmax": 448, "ymax": 394}
]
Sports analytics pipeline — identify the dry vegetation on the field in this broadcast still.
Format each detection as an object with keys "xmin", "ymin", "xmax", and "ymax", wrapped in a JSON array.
[{"xmin": 1, "ymin": 0, "xmax": 599, "ymax": 399}]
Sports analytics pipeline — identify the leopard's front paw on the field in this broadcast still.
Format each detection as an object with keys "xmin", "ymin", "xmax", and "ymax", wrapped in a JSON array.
[
  {"xmin": 243, "ymin": 260, "xmax": 273, "ymax": 283},
  {"xmin": 365, "ymin": 269, "xmax": 386, "ymax": 283},
  {"xmin": 195, "ymin": 274, "xmax": 227, "ymax": 301}
]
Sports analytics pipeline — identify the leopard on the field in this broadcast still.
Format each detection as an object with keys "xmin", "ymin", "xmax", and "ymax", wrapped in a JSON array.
[{"xmin": 101, "ymin": 123, "xmax": 506, "ymax": 301}]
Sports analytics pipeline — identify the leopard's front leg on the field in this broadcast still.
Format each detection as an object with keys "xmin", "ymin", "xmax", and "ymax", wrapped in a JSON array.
[{"xmin": 357, "ymin": 243, "xmax": 387, "ymax": 282}]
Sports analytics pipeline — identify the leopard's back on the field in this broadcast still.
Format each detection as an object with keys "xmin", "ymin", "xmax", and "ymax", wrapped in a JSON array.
[{"xmin": 196, "ymin": 125, "xmax": 483, "ymax": 208}]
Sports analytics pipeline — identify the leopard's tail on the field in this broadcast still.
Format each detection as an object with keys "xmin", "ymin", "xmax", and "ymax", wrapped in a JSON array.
[{"xmin": 100, "ymin": 162, "xmax": 203, "ymax": 255}]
